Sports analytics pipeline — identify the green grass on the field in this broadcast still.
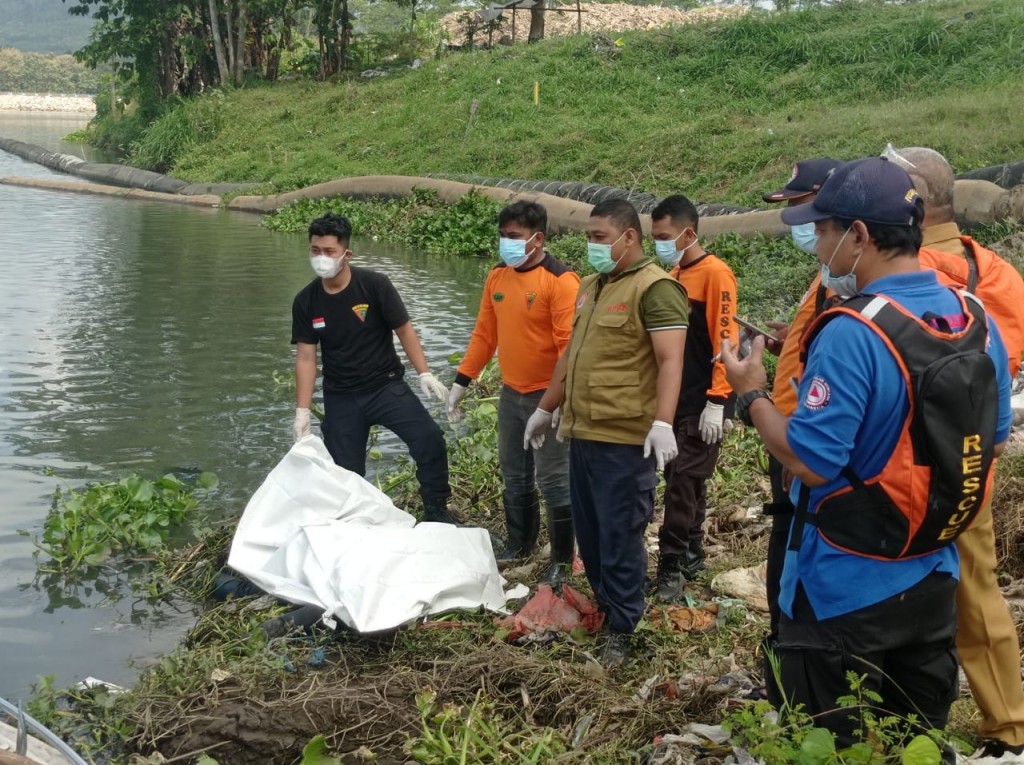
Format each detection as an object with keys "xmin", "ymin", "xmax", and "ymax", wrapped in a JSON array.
[{"xmin": 129, "ymin": 0, "xmax": 1024, "ymax": 205}]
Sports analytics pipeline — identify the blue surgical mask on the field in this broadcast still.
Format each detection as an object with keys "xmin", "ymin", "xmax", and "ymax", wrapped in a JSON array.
[
  {"xmin": 498, "ymin": 232, "xmax": 538, "ymax": 268},
  {"xmin": 820, "ymin": 229, "xmax": 862, "ymax": 298},
  {"xmin": 587, "ymin": 232, "xmax": 626, "ymax": 274},
  {"xmin": 653, "ymin": 229, "xmax": 696, "ymax": 267},
  {"xmin": 790, "ymin": 222, "xmax": 818, "ymax": 254}
]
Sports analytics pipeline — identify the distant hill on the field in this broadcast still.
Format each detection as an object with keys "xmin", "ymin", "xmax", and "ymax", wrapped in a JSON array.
[{"xmin": 0, "ymin": 0, "xmax": 93, "ymax": 54}]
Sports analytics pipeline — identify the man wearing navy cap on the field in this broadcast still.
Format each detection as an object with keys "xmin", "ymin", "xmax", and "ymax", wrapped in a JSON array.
[
  {"xmin": 763, "ymin": 157, "xmax": 841, "ymax": 255},
  {"xmin": 758, "ymin": 157, "xmax": 842, "ymax": 689},
  {"xmin": 722, "ymin": 157, "xmax": 1013, "ymax": 747}
]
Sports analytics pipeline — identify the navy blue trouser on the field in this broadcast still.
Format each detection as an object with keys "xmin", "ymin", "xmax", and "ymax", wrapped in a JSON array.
[
  {"xmin": 569, "ymin": 438, "xmax": 657, "ymax": 634},
  {"xmin": 322, "ymin": 379, "xmax": 450, "ymax": 503}
]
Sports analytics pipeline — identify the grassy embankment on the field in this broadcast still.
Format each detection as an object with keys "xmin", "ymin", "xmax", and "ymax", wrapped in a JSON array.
[
  {"xmin": 124, "ymin": 0, "xmax": 1024, "ymax": 207},
  {"xmin": 31, "ymin": 1, "xmax": 1024, "ymax": 763}
]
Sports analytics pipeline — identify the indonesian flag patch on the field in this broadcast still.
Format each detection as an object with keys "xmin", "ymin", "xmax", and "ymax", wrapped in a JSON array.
[
  {"xmin": 352, "ymin": 303, "xmax": 369, "ymax": 322},
  {"xmin": 312, "ymin": 316, "xmax": 326, "ymax": 329}
]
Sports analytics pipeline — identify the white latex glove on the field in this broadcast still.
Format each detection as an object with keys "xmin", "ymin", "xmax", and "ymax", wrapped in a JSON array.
[
  {"xmin": 523, "ymin": 408, "xmax": 554, "ymax": 450},
  {"xmin": 292, "ymin": 407, "xmax": 311, "ymax": 443},
  {"xmin": 447, "ymin": 383, "xmax": 467, "ymax": 422},
  {"xmin": 552, "ymin": 406, "xmax": 564, "ymax": 442},
  {"xmin": 699, "ymin": 402, "xmax": 726, "ymax": 445},
  {"xmin": 418, "ymin": 371, "xmax": 448, "ymax": 402},
  {"xmin": 643, "ymin": 420, "xmax": 678, "ymax": 471},
  {"xmin": 723, "ymin": 417, "xmax": 735, "ymax": 436}
]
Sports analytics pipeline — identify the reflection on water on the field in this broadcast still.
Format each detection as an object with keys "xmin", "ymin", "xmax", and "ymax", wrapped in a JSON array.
[{"xmin": 0, "ymin": 113, "xmax": 489, "ymax": 697}]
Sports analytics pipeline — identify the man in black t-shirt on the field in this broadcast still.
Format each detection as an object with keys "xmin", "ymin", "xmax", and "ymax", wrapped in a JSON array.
[{"xmin": 291, "ymin": 212, "xmax": 456, "ymax": 523}]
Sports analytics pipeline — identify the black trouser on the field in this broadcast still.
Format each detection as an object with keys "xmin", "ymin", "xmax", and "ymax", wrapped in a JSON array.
[
  {"xmin": 322, "ymin": 380, "xmax": 450, "ymax": 503},
  {"xmin": 569, "ymin": 438, "xmax": 656, "ymax": 634},
  {"xmin": 776, "ymin": 572, "xmax": 959, "ymax": 748},
  {"xmin": 765, "ymin": 454, "xmax": 795, "ymax": 641},
  {"xmin": 764, "ymin": 454, "xmax": 795, "ymax": 705},
  {"xmin": 659, "ymin": 414, "xmax": 721, "ymax": 556}
]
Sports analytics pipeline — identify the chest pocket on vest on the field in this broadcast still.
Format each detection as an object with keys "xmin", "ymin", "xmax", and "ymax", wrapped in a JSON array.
[{"xmin": 594, "ymin": 310, "xmax": 636, "ymax": 361}]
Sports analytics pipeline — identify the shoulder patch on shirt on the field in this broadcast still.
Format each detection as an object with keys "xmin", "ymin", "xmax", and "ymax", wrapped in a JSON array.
[
  {"xmin": 526, "ymin": 291, "xmax": 537, "ymax": 309},
  {"xmin": 352, "ymin": 303, "xmax": 368, "ymax": 322},
  {"xmin": 312, "ymin": 316, "xmax": 326, "ymax": 329},
  {"xmin": 805, "ymin": 376, "xmax": 831, "ymax": 410},
  {"xmin": 539, "ymin": 254, "xmax": 572, "ymax": 277},
  {"xmin": 493, "ymin": 292, "xmax": 505, "ymax": 302}
]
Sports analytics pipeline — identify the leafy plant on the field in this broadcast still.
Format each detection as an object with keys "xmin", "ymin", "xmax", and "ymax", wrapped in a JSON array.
[
  {"xmin": 21, "ymin": 472, "xmax": 218, "ymax": 578},
  {"xmin": 263, "ymin": 187, "xmax": 502, "ymax": 258},
  {"xmin": 408, "ymin": 689, "xmax": 567, "ymax": 764},
  {"xmin": 722, "ymin": 671, "xmax": 951, "ymax": 764}
]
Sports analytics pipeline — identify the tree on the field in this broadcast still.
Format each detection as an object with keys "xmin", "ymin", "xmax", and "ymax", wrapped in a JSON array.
[
  {"xmin": 207, "ymin": 0, "xmax": 230, "ymax": 83},
  {"xmin": 528, "ymin": 0, "xmax": 544, "ymax": 43}
]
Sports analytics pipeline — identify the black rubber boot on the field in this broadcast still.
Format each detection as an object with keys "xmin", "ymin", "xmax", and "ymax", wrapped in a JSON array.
[
  {"xmin": 258, "ymin": 604, "xmax": 326, "ymax": 639},
  {"xmin": 421, "ymin": 496, "xmax": 461, "ymax": 525},
  {"xmin": 541, "ymin": 504, "xmax": 574, "ymax": 588},
  {"xmin": 682, "ymin": 537, "xmax": 707, "ymax": 579},
  {"xmin": 495, "ymin": 491, "xmax": 540, "ymax": 564},
  {"xmin": 654, "ymin": 553, "xmax": 686, "ymax": 602}
]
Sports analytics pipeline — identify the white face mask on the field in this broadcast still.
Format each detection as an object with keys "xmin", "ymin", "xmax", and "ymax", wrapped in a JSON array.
[
  {"xmin": 310, "ymin": 254, "xmax": 344, "ymax": 279},
  {"xmin": 820, "ymin": 229, "xmax": 862, "ymax": 298}
]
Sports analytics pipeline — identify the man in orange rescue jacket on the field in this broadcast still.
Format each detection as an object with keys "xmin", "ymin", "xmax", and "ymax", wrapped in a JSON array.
[
  {"xmin": 893, "ymin": 146, "xmax": 1024, "ymax": 760},
  {"xmin": 448, "ymin": 201, "xmax": 580, "ymax": 586},
  {"xmin": 649, "ymin": 194, "xmax": 738, "ymax": 601}
]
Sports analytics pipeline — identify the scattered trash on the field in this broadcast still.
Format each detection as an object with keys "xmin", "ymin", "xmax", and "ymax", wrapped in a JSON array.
[
  {"xmin": 495, "ymin": 584, "xmax": 604, "ymax": 641},
  {"xmin": 361, "ymin": 68, "xmax": 388, "ymax": 78},
  {"xmin": 648, "ymin": 603, "xmax": 722, "ymax": 633},
  {"xmin": 711, "ymin": 563, "xmax": 769, "ymax": 613},
  {"xmin": 681, "ymin": 721, "xmax": 732, "ymax": 745},
  {"xmin": 74, "ymin": 677, "xmax": 125, "ymax": 694}
]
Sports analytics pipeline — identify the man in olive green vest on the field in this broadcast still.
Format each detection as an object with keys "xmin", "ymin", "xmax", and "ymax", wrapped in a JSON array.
[{"xmin": 523, "ymin": 198, "xmax": 689, "ymax": 667}]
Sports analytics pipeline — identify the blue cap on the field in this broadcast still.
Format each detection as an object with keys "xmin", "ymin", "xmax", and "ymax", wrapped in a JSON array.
[
  {"xmin": 763, "ymin": 157, "xmax": 841, "ymax": 202},
  {"xmin": 780, "ymin": 157, "xmax": 923, "ymax": 227}
]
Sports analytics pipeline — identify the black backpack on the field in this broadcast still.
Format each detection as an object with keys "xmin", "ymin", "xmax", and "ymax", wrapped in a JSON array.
[{"xmin": 792, "ymin": 290, "xmax": 998, "ymax": 559}]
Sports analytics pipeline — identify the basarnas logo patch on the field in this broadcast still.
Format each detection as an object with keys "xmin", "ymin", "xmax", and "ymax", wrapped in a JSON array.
[
  {"xmin": 352, "ymin": 303, "xmax": 369, "ymax": 322},
  {"xmin": 526, "ymin": 291, "xmax": 537, "ymax": 309},
  {"xmin": 805, "ymin": 376, "xmax": 831, "ymax": 410},
  {"xmin": 493, "ymin": 292, "xmax": 505, "ymax": 302}
]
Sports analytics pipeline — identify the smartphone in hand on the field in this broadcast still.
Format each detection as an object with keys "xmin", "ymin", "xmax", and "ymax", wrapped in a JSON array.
[{"xmin": 734, "ymin": 316, "xmax": 774, "ymax": 339}]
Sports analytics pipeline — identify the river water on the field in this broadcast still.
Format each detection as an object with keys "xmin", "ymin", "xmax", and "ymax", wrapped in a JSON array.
[{"xmin": 0, "ymin": 113, "xmax": 488, "ymax": 699}]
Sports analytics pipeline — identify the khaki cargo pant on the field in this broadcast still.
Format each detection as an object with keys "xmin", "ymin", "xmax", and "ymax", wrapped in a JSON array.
[{"xmin": 956, "ymin": 499, "xmax": 1024, "ymax": 746}]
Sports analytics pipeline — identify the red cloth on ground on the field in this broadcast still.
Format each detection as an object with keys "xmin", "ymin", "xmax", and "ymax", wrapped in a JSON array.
[{"xmin": 496, "ymin": 584, "xmax": 605, "ymax": 641}]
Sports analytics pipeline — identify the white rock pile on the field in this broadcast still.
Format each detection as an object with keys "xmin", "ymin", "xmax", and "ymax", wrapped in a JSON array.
[{"xmin": 0, "ymin": 92, "xmax": 96, "ymax": 114}]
